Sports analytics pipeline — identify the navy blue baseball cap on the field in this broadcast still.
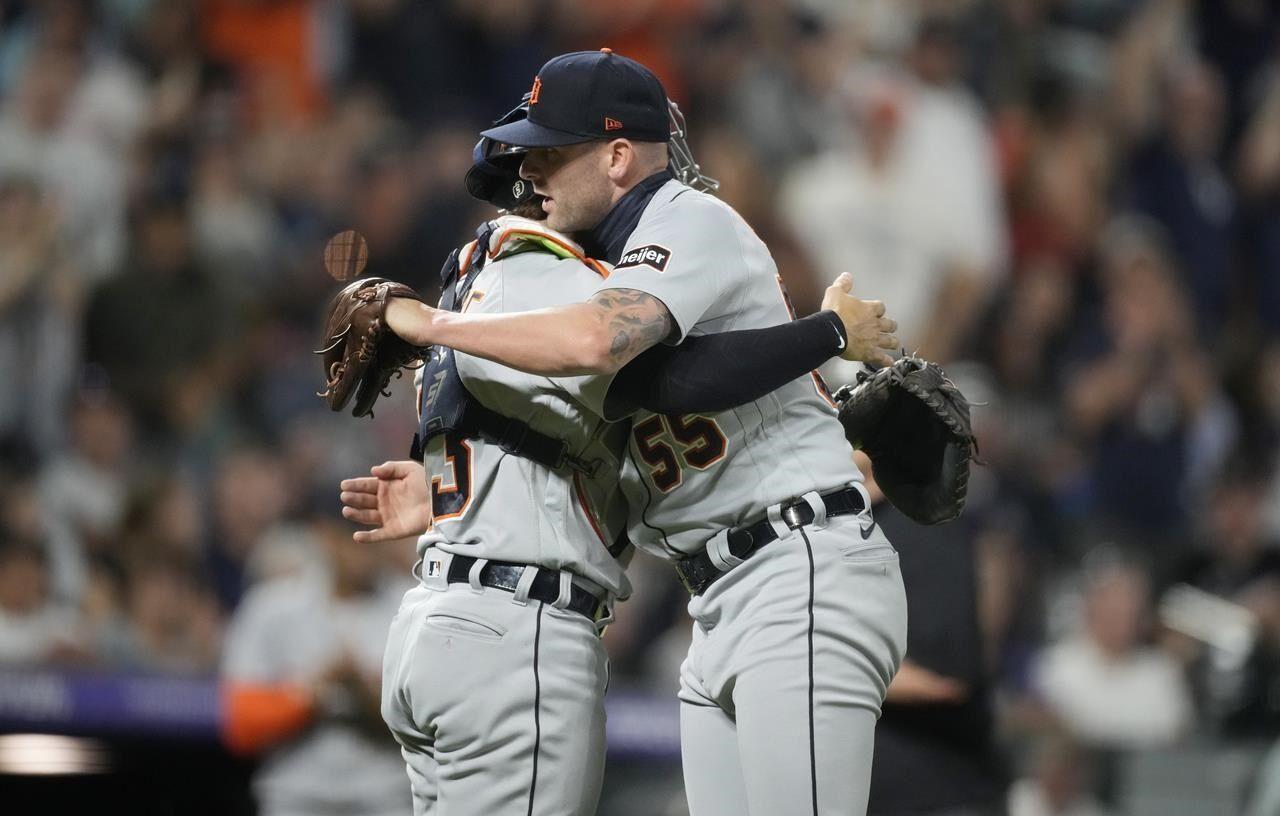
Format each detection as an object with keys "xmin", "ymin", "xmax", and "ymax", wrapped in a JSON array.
[{"xmin": 480, "ymin": 49, "xmax": 670, "ymax": 148}]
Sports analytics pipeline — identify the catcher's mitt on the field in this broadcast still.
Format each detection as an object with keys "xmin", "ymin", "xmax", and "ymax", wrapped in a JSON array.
[
  {"xmin": 834, "ymin": 356, "xmax": 977, "ymax": 525},
  {"xmin": 316, "ymin": 277, "xmax": 426, "ymax": 417}
]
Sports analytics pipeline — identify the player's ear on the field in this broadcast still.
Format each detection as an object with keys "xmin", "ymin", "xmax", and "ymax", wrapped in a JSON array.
[{"xmin": 604, "ymin": 138, "xmax": 632, "ymax": 184}]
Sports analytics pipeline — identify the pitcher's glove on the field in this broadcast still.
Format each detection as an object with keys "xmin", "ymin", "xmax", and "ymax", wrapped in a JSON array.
[
  {"xmin": 316, "ymin": 277, "xmax": 427, "ymax": 417},
  {"xmin": 834, "ymin": 356, "xmax": 977, "ymax": 525}
]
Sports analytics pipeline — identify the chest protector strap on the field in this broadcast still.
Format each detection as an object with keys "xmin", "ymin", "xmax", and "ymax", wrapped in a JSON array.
[{"xmin": 409, "ymin": 222, "xmax": 600, "ymax": 478}]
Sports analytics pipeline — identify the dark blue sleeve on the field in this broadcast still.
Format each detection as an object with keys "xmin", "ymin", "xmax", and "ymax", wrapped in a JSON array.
[{"xmin": 609, "ymin": 310, "xmax": 848, "ymax": 414}]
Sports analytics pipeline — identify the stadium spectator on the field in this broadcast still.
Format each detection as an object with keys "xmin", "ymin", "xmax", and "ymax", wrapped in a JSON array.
[
  {"xmin": 108, "ymin": 553, "xmax": 222, "ymax": 673},
  {"xmin": 780, "ymin": 24, "xmax": 1004, "ymax": 373},
  {"xmin": 1007, "ymin": 734, "xmax": 1111, "ymax": 816},
  {"xmin": 0, "ymin": 170, "xmax": 80, "ymax": 451},
  {"xmin": 221, "ymin": 515, "xmax": 408, "ymax": 816},
  {"xmin": 1034, "ymin": 555, "xmax": 1192, "ymax": 750},
  {"xmin": 83, "ymin": 192, "xmax": 238, "ymax": 439},
  {"xmin": 1163, "ymin": 463, "xmax": 1280, "ymax": 737},
  {"xmin": 1063, "ymin": 217, "xmax": 1237, "ymax": 551},
  {"xmin": 868, "ymin": 502, "xmax": 1008, "ymax": 816},
  {"xmin": 205, "ymin": 447, "xmax": 292, "ymax": 611},
  {"xmin": 0, "ymin": 19, "xmax": 143, "ymax": 281},
  {"xmin": 38, "ymin": 388, "xmax": 133, "ymax": 599},
  {"xmin": 1125, "ymin": 59, "xmax": 1235, "ymax": 335},
  {"xmin": 0, "ymin": 537, "xmax": 85, "ymax": 665}
]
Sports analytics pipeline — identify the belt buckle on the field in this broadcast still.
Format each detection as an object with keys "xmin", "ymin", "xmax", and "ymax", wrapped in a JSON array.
[
  {"xmin": 781, "ymin": 501, "xmax": 807, "ymax": 530},
  {"xmin": 675, "ymin": 561, "xmax": 703, "ymax": 596}
]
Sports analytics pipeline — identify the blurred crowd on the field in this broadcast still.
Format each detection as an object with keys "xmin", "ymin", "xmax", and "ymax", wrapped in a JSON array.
[{"xmin": 0, "ymin": 0, "xmax": 1278, "ymax": 813}]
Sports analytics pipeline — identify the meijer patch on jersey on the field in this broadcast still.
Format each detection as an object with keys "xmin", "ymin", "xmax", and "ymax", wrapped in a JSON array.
[{"xmin": 617, "ymin": 244, "xmax": 673, "ymax": 272}]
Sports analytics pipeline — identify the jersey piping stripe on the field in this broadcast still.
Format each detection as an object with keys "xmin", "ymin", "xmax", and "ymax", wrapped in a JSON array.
[
  {"xmin": 457, "ymin": 239, "xmax": 479, "ymax": 275},
  {"xmin": 799, "ymin": 526, "xmax": 818, "ymax": 816},
  {"xmin": 488, "ymin": 228, "xmax": 611, "ymax": 279},
  {"xmin": 624, "ymin": 443, "xmax": 680, "ymax": 558},
  {"xmin": 772, "ymin": 275, "xmax": 839, "ymax": 410},
  {"xmin": 527, "ymin": 602, "xmax": 544, "ymax": 816},
  {"xmin": 572, "ymin": 470, "xmax": 609, "ymax": 551}
]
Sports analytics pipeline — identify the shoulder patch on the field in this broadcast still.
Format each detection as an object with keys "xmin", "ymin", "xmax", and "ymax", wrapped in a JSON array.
[{"xmin": 617, "ymin": 244, "xmax": 673, "ymax": 273}]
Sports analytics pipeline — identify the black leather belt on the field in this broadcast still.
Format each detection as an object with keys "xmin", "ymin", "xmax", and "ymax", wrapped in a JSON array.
[
  {"xmin": 446, "ymin": 555, "xmax": 606, "ymax": 621},
  {"xmin": 675, "ymin": 486, "xmax": 868, "ymax": 596}
]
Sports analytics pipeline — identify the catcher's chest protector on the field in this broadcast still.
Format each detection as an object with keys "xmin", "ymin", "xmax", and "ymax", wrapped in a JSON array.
[{"xmin": 409, "ymin": 236, "xmax": 485, "ymax": 461}]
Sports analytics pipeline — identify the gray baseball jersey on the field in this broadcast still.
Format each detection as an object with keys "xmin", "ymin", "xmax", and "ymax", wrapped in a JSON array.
[
  {"xmin": 413, "ymin": 218, "xmax": 631, "ymax": 600},
  {"xmin": 595, "ymin": 179, "xmax": 862, "ymax": 558},
  {"xmin": 383, "ymin": 219, "xmax": 626, "ymax": 816},
  {"xmin": 595, "ymin": 180, "xmax": 908, "ymax": 816}
]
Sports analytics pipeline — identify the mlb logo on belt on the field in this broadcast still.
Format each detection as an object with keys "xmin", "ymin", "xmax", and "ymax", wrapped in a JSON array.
[{"xmin": 617, "ymin": 244, "xmax": 673, "ymax": 272}]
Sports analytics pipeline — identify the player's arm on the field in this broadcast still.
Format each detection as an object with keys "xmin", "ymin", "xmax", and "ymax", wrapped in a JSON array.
[
  {"xmin": 385, "ymin": 272, "xmax": 895, "ymax": 383},
  {"xmin": 611, "ymin": 273, "xmax": 897, "ymax": 415},
  {"xmin": 385, "ymin": 288, "xmax": 676, "ymax": 376}
]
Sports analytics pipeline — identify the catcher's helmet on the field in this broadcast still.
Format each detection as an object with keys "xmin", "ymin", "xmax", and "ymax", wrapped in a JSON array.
[{"xmin": 465, "ymin": 95, "xmax": 539, "ymax": 210}]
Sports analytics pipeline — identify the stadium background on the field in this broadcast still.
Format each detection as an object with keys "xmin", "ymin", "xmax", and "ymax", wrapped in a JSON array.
[{"xmin": 0, "ymin": 0, "xmax": 1278, "ymax": 813}]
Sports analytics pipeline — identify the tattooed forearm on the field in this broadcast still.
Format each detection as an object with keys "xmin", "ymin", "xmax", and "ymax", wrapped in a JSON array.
[{"xmin": 589, "ymin": 289, "xmax": 675, "ymax": 368}]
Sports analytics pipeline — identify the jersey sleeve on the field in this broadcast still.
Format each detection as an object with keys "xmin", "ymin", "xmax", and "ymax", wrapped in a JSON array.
[
  {"xmin": 592, "ymin": 193, "xmax": 735, "ymax": 343},
  {"xmin": 552, "ymin": 370, "xmax": 619, "ymax": 420}
]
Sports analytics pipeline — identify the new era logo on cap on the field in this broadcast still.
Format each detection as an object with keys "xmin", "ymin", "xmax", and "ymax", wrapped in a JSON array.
[
  {"xmin": 604, "ymin": 117, "xmax": 623, "ymax": 131},
  {"xmin": 617, "ymin": 244, "xmax": 672, "ymax": 272},
  {"xmin": 529, "ymin": 76, "xmax": 542, "ymax": 105}
]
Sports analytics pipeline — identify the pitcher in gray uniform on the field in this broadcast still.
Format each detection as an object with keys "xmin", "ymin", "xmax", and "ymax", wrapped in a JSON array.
[{"xmin": 384, "ymin": 51, "xmax": 908, "ymax": 815}]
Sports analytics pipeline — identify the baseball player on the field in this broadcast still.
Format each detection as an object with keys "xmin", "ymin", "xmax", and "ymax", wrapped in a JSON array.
[
  {"xmin": 383, "ymin": 51, "xmax": 909, "ymax": 815},
  {"xmin": 346, "ymin": 213, "xmax": 630, "ymax": 814}
]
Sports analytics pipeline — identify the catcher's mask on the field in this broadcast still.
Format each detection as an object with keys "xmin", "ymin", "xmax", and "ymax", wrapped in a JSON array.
[
  {"xmin": 465, "ymin": 95, "xmax": 539, "ymax": 210},
  {"xmin": 666, "ymin": 100, "xmax": 718, "ymax": 193}
]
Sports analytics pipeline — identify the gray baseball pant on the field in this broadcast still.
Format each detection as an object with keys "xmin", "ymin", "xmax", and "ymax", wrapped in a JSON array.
[
  {"xmin": 380, "ymin": 549, "xmax": 609, "ymax": 816},
  {"xmin": 678, "ymin": 513, "xmax": 908, "ymax": 816}
]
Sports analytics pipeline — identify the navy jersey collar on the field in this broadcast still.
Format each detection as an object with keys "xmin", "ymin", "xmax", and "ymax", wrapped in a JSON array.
[{"xmin": 581, "ymin": 170, "xmax": 673, "ymax": 265}]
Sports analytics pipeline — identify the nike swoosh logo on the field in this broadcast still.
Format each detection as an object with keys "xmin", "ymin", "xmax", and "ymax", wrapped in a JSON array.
[
  {"xmin": 833, "ymin": 323, "xmax": 846, "ymax": 351},
  {"xmin": 859, "ymin": 522, "xmax": 876, "ymax": 541}
]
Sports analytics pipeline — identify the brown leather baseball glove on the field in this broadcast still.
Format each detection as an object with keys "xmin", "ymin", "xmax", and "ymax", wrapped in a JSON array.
[{"xmin": 316, "ymin": 277, "xmax": 426, "ymax": 417}]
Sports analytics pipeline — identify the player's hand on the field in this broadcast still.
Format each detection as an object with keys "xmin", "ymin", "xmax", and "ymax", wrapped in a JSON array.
[
  {"xmin": 340, "ymin": 460, "xmax": 431, "ymax": 543},
  {"xmin": 821, "ymin": 273, "xmax": 897, "ymax": 367},
  {"xmin": 384, "ymin": 298, "xmax": 437, "ymax": 347}
]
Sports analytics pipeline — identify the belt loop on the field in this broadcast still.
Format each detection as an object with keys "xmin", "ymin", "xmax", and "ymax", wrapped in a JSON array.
[
  {"xmin": 766, "ymin": 503, "xmax": 793, "ymax": 541},
  {"xmin": 799, "ymin": 490, "xmax": 828, "ymax": 529},
  {"xmin": 850, "ymin": 482, "xmax": 873, "ymax": 518},
  {"xmin": 705, "ymin": 528, "xmax": 743, "ymax": 572},
  {"xmin": 552, "ymin": 571, "xmax": 573, "ymax": 609},
  {"xmin": 593, "ymin": 607, "xmax": 614, "ymax": 634},
  {"xmin": 511, "ymin": 566, "xmax": 536, "ymax": 606},
  {"xmin": 468, "ymin": 558, "xmax": 487, "ymax": 593}
]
